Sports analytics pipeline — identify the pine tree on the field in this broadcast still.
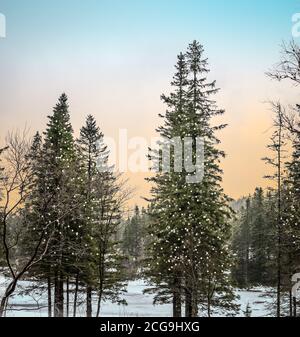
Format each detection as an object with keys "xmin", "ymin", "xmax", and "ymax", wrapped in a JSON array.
[
  {"xmin": 286, "ymin": 109, "xmax": 300, "ymax": 268},
  {"xmin": 23, "ymin": 101, "xmax": 128, "ymax": 317},
  {"xmin": 243, "ymin": 303, "xmax": 252, "ymax": 317},
  {"xmin": 77, "ymin": 115, "xmax": 127, "ymax": 317},
  {"xmin": 263, "ymin": 190, "xmax": 277, "ymax": 285},
  {"xmin": 122, "ymin": 206, "xmax": 145, "ymax": 277},
  {"xmin": 250, "ymin": 188, "xmax": 269, "ymax": 284},
  {"xmin": 145, "ymin": 52, "xmax": 189, "ymax": 318},
  {"xmin": 123, "ymin": 207, "xmax": 143, "ymax": 260},
  {"xmin": 232, "ymin": 198, "xmax": 251, "ymax": 288},
  {"xmin": 263, "ymin": 102, "xmax": 286, "ymax": 317},
  {"xmin": 77, "ymin": 114, "xmax": 108, "ymax": 317},
  {"xmin": 232, "ymin": 190, "xmax": 277, "ymax": 289},
  {"xmin": 281, "ymin": 108, "xmax": 300, "ymax": 316},
  {"xmin": 93, "ymin": 169, "xmax": 127, "ymax": 317},
  {"xmin": 146, "ymin": 41, "xmax": 237, "ymax": 317},
  {"xmin": 45, "ymin": 93, "xmax": 79, "ymax": 317},
  {"xmin": 248, "ymin": 189, "xmax": 276, "ymax": 286},
  {"xmin": 26, "ymin": 93, "xmax": 83, "ymax": 317}
]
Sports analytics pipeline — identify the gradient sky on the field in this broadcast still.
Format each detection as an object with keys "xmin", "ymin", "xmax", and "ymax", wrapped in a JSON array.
[{"xmin": 0, "ymin": 0, "xmax": 299, "ymax": 206}]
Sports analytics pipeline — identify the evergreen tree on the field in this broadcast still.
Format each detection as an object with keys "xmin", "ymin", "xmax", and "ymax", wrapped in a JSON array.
[
  {"xmin": 25, "ymin": 94, "xmax": 83, "ymax": 317},
  {"xmin": 243, "ymin": 303, "xmax": 252, "ymax": 317},
  {"xmin": 250, "ymin": 188, "xmax": 269, "ymax": 284},
  {"xmin": 78, "ymin": 114, "xmax": 127, "ymax": 317},
  {"xmin": 123, "ymin": 206, "xmax": 143, "ymax": 261},
  {"xmin": 93, "ymin": 170, "xmax": 127, "ymax": 317},
  {"xmin": 231, "ymin": 189, "xmax": 277, "ymax": 288},
  {"xmin": 280, "ymin": 112, "xmax": 300, "ymax": 315},
  {"xmin": 232, "ymin": 198, "xmax": 251, "ymax": 288},
  {"xmin": 267, "ymin": 41, "xmax": 300, "ymax": 316},
  {"xmin": 263, "ymin": 103, "xmax": 286, "ymax": 317},
  {"xmin": 145, "ymin": 52, "xmax": 189, "ymax": 318},
  {"xmin": 122, "ymin": 206, "xmax": 146, "ymax": 277},
  {"xmin": 146, "ymin": 41, "xmax": 237, "ymax": 317},
  {"xmin": 77, "ymin": 114, "xmax": 108, "ymax": 317},
  {"xmin": 22, "ymin": 101, "xmax": 128, "ymax": 317},
  {"xmin": 263, "ymin": 190, "xmax": 277, "ymax": 285},
  {"xmin": 285, "ymin": 112, "xmax": 300, "ymax": 269}
]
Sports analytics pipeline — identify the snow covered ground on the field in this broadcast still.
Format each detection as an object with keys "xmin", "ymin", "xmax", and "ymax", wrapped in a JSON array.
[{"xmin": 0, "ymin": 275, "xmax": 274, "ymax": 317}]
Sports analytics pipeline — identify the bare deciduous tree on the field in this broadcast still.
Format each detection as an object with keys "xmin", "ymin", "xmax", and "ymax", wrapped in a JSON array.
[{"xmin": 267, "ymin": 41, "xmax": 300, "ymax": 85}]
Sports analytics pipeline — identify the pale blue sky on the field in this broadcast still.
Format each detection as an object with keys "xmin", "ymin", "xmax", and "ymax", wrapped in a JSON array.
[{"xmin": 0, "ymin": 0, "xmax": 299, "ymax": 203}]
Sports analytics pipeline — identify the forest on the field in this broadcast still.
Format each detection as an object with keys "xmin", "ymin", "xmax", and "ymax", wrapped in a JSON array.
[{"xmin": 1, "ymin": 39, "xmax": 300, "ymax": 318}]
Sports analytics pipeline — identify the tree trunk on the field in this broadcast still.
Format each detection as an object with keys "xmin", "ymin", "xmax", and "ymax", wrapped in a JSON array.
[
  {"xmin": 173, "ymin": 292, "xmax": 182, "ymax": 317},
  {"xmin": 207, "ymin": 296, "xmax": 211, "ymax": 318},
  {"xmin": 54, "ymin": 271, "xmax": 64, "ymax": 317},
  {"xmin": 66, "ymin": 277, "xmax": 70, "ymax": 317},
  {"xmin": 185, "ymin": 287, "xmax": 192, "ymax": 317},
  {"xmin": 0, "ymin": 279, "xmax": 19, "ymax": 317},
  {"xmin": 172, "ymin": 276, "xmax": 181, "ymax": 317},
  {"xmin": 96, "ymin": 288, "xmax": 103, "ymax": 318},
  {"xmin": 73, "ymin": 271, "xmax": 79, "ymax": 317},
  {"xmin": 0, "ymin": 296, "xmax": 8, "ymax": 317},
  {"xmin": 54, "ymin": 270, "xmax": 59, "ymax": 317},
  {"xmin": 288, "ymin": 252, "xmax": 293, "ymax": 317},
  {"xmin": 276, "ymin": 110, "xmax": 282, "ymax": 318},
  {"xmin": 47, "ymin": 275, "xmax": 52, "ymax": 317},
  {"xmin": 289, "ymin": 290, "xmax": 293, "ymax": 317},
  {"xmin": 86, "ymin": 286, "xmax": 92, "ymax": 317},
  {"xmin": 191, "ymin": 292, "xmax": 198, "ymax": 317},
  {"xmin": 96, "ymin": 268, "xmax": 104, "ymax": 317},
  {"xmin": 96, "ymin": 250, "xmax": 105, "ymax": 317},
  {"xmin": 58, "ymin": 272, "xmax": 64, "ymax": 317}
]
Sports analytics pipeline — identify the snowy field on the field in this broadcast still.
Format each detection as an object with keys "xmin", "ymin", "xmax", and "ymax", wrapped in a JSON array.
[{"xmin": 0, "ymin": 276, "xmax": 274, "ymax": 317}]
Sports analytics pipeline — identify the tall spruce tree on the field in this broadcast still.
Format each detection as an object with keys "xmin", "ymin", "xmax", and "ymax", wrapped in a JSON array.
[
  {"xmin": 286, "ymin": 107, "xmax": 300, "ymax": 269},
  {"xmin": 26, "ymin": 93, "xmax": 83, "ymax": 317},
  {"xmin": 77, "ymin": 115, "xmax": 127, "ymax": 317},
  {"xmin": 146, "ymin": 52, "xmax": 189, "ymax": 318},
  {"xmin": 93, "ymin": 169, "xmax": 127, "ymax": 317},
  {"xmin": 146, "ymin": 41, "xmax": 237, "ymax": 317},
  {"xmin": 282, "ymin": 111, "xmax": 300, "ymax": 316},
  {"xmin": 77, "ymin": 114, "xmax": 108, "ymax": 317},
  {"xmin": 263, "ymin": 103, "xmax": 286, "ymax": 316},
  {"xmin": 267, "ymin": 40, "xmax": 300, "ymax": 316},
  {"xmin": 24, "ymin": 102, "xmax": 127, "ymax": 317}
]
